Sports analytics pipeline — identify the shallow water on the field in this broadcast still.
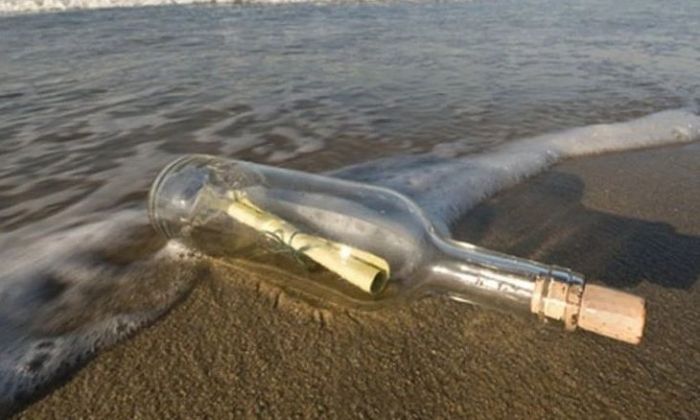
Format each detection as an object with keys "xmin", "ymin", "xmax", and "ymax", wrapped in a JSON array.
[{"xmin": 0, "ymin": 0, "xmax": 699, "ymax": 413}]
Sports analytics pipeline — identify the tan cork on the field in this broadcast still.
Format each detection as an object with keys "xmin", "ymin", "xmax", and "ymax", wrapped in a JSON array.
[
  {"xmin": 531, "ymin": 280, "xmax": 646, "ymax": 344},
  {"xmin": 577, "ymin": 284, "xmax": 646, "ymax": 345}
]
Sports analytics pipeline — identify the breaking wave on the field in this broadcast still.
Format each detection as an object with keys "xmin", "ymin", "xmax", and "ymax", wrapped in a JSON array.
[{"xmin": 334, "ymin": 109, "xmax": 700, "ymax": 234}]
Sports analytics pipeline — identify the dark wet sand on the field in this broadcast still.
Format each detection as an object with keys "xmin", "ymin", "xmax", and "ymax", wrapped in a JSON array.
[{"xmin": 20, "ymin": 143, "xmax": 700, "ymax": 419}]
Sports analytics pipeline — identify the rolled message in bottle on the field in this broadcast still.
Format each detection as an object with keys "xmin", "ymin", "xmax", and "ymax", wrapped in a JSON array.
[
  {"xmin": 531, "ymin": 279, "xmax": 645, "ymax": 344},
  {"xmin": 227, "ymin": 196, "xmax": 391, "ymax": 295}
]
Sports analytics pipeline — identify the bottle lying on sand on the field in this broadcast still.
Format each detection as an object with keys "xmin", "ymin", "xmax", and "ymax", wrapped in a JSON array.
[{"xmin": 149, "ymin": 155, "xmax": 645, "ymax": 344}]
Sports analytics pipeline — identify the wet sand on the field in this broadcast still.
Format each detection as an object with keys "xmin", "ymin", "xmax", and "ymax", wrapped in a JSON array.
[{"xmin": 19, "ymin": 143, "xmax": 700, "ymax": 419}]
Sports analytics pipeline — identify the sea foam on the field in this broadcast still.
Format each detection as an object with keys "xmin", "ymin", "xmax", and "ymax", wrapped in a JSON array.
[
  {"xmin": 333, "ymin": 109, "xmax": 700, "ymax": 234},
  {"xmin": 0, "ymin": 109, "xmax": 698, "ymax": 413},
  {"xmin": 1, "ymin": 0, "xmax": 317, "ymax": 15},
  {"xmin": 0, "ymin": 211, "xmax": 200, "ymax": 415}
]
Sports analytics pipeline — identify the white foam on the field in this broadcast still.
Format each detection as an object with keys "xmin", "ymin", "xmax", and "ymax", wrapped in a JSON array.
[
  {"xmin": 0, "ymin": 0, "xmax": 319, "ymax": 15},
  {"xmin": 333, "ymin": 109, "xmax": 700, "ymax": 233},
  {"xmin": 0, "ymin": 210, "xmax": 198, "ymax": 413}
]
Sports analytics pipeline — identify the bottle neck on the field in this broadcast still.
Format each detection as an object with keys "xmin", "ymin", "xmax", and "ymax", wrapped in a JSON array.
[{"xmin": 422, "ymin": 235, "xmax": 585, "ymax": 317}]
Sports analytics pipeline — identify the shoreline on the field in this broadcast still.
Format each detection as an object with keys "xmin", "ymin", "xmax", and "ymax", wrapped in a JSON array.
[{"xmin": 19, "ymin": 143, "xmax": 700, "ymax": 418}]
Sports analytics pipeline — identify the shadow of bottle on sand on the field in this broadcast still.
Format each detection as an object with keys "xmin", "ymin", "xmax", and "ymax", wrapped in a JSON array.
[{"xmin": 453, "ymin": 170, "xmax": 700, "ymax": 290}]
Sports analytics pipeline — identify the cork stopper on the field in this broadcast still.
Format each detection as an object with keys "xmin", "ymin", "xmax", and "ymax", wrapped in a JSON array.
[
  {"xmin": 577, "ymin": 284, "xmax": 645, "ymax": 345},
  {"xmin": 531, "ymin": 279, "xmax": 646, "ymax": 344}
]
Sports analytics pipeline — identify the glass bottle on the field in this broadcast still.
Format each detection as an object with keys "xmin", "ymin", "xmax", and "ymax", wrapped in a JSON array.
[{"xmin": 149, "ymin": 154, "xmax": 645, "ymax": 344}]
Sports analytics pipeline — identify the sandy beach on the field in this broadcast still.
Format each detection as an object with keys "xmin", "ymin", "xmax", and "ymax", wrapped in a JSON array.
[
  {"xmin": 17, "ymin": 142, "xmax": 700, "ymax": 419},
  {"xmin": 2, "ymin": 1, "xmax": 699, "ymax": 418}
]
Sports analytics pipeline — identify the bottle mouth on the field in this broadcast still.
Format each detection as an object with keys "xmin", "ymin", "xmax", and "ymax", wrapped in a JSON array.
[{"xmin": 148, "ymin": 155, "xmax": 206, "ymax": 239}]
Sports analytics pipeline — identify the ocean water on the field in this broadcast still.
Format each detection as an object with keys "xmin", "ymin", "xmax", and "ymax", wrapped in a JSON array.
[{"xmin": 0, "ymin": 0, "xmax": 699, "ymax": 413}]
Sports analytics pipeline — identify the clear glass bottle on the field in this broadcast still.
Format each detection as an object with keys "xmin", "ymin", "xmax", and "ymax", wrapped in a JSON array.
[{"xmin": 149, "ymin": 154, "xmax": 645, "ymax": 344}]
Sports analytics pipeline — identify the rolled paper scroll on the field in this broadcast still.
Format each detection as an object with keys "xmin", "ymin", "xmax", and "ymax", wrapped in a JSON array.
[{"xmin": 226, "ymin": 196, "xmax": 391, "ymax": 295}]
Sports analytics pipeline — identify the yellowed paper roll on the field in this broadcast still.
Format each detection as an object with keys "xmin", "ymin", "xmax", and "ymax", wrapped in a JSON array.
[{"xmin": 227, "ymin": 197, "xmax": 390, "ymax": 295}]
